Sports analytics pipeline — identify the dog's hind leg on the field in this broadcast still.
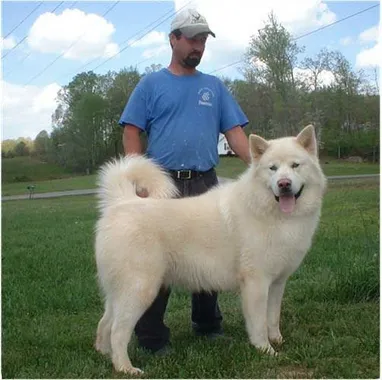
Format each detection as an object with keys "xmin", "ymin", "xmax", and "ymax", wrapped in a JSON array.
[
  {"xmin": 95, "ymin": 298, "xmax": 113, "ymax": 355},
  {"xmin": 110, "ymin": 280, "xmax": 161, "ymax": 375}
]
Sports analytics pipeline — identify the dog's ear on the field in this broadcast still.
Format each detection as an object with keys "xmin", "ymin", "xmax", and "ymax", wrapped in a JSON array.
[
  {"xmin": 249, "ymin": 134, "xmax": 270, "ymax": 160},
  {"xmin": 296, "ymin": 124, "xmax": 317, "ymax": 156}
]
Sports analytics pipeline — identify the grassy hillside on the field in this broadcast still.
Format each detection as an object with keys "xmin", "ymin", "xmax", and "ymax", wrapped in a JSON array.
[{"xmin": 2, "ymin": 156, "xmax": 72, "ymax": 184}]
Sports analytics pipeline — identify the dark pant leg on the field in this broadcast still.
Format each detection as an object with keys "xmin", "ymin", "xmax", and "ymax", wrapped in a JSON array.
[
  {"xmin": 188, "ymin": 171, "xmax": 223, "ymax": 334},
  {"xmin": 134, "ymin": 170, "xmax": 222, "ymax": 349},
  {"xmin": 134, "ymin": 178, "xmax": 186, "ymax": 351},
  {"xmin": 134, "ymin": 286, "xmax": 171, "ymax": 351}
]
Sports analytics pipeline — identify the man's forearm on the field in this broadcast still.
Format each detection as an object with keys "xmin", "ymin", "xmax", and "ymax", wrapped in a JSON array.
[
  {"xmin": 225, "ymin": 126, "xmax": 251, "ymax": 165},
  {"xmin": 123, "ymin": 125, "xmax": 143, "ymax": 155}
]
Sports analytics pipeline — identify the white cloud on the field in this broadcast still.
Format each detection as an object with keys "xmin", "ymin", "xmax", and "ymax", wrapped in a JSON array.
[
  {"xmin": 359, "ymin": 25, "xmax": 379, "ymax": 45},
  {"xmin": 2, "ymin": 81, "xmax": 61, "ymax": 140},
  {"xmin": 356, "ymin": 25, "xmax": 380, "ymax": 68},
  {"xmin": 131, "ymin": 31, "xmax": 167, "ymax": 47},
  {"xmin": 1, "ymin": 36, "xmax": 17, "ymax": 50},
  {"xmin": 340, "ymin": 37, "xmax": 353, "ymax": 46},
  {"xmin": 356, "ymin": 43, "xmax": 381, "ymax": 68},
  {"xmin": 142, "ymin": 44, "xmax": 170, "ymax": 59},
  {"xmin": 27, "ymin": 8, "xmax": 119, "ymax": 61}
]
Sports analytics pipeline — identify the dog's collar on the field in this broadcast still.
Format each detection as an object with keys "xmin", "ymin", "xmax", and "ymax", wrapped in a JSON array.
[{"xmin": 274, "ymin": 185, "xmax": 305, "ymax": 202}]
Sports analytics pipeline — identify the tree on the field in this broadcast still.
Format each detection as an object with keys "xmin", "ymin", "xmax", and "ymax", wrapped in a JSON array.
[
  {"xmin": 14, "ymin": 141, "xmax": 29, "ymax": 156},
  {"xmin": 300, "ymin": 48, "xmax": 331, "ymax": 92},
  {"xmin": 34, "ymin": 130, "xmax": 51, "ymax": 158},
  {"xmin": 244, "ymin": 12, "xmax": 304, "ymax": 135},
  {"xmin": 104, "ymin": 68, "xmax": 142, "ymax": 156}
]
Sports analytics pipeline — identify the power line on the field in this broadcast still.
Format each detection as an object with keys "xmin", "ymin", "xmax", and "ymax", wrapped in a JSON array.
[
  {"xmin": 10, "ymin": 1, "xmax": 193, "ymax": 86},
  {"xmin": 292, "ymin": 3, "xmax": 379, "ymax": 41},
  {"xmin": 23, "ymin": 1, "xmax": 120, "ymax": 86},
  {"xmin": 61, "ymin": 0, "xmax": 193, "ymax": 80},
  {"xmin": 57, "ymin": 8, "xmax": 174, "ymax": 79},
  {"xmin": 208, "ymin": 3, "xmax": 380, "ymax": 75},
  {"xmin": 2, "ymin": 1, "xmax": 43, "ymax": 39},
  {"xmin": 4, "ymin": 52, "xmax": 32, "ymax": 77},
  {"xmin": 2, "ymin": 36, "xmax": 27, "ymax": 59},
  {"xmin": 91, "ymin": 2, "xmax": 193, "ymax": 72},
  {"xmin": 2, "ymin": 1, "xmax": 65, "ymax": 60}
]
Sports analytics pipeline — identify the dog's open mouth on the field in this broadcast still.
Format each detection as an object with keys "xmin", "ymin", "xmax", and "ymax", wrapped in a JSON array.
[{"xmin": 274, "ymin": 185, "xmax": 304, "ymax": 213}]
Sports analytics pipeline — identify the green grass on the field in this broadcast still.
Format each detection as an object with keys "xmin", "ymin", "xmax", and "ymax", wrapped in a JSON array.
[
  {"xmin": 1, "ymin": 156, "xmax": 72, "ymax": 184},
  {"xmin": 2, "ymin": 156, "xmax": 379, "ymax": 196},
  {"xmin": 2, "ymin": 179, "xmax": 379, "ymax": 378},
  {"xmin": 320, "ymin": 159, "xmax": 380, "ymax": 176},
  {"xmin": 1, "ymin": 174, "xmax": 97, "ymax": 196}
]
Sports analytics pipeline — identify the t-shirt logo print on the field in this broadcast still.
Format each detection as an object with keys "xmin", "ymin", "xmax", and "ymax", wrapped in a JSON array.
[
  {"xmin": 198, "ymin": 87, "xmax": 214, "ymax": 107},
  {"xmin": 201, "ymin": 92, "xmax": 210, "ymax": 102}
]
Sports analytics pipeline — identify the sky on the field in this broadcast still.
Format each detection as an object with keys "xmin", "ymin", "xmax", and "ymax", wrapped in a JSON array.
[{"xmin": 1, "ymin": 0, "xmax": 380, "ymax": 141}]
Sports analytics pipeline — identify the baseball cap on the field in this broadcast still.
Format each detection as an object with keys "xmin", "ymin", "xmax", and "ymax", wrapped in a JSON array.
[{"xmin": 170, "ymin": 8, "xmax": 216, "ymax": 38}]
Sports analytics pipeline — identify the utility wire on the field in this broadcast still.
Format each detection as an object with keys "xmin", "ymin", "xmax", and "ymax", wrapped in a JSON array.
[
  {"xmin": 208, "ymin": 3, "xmax": 379, "ymax": 75},
  {"xmin": 23, "ymin": 1, "xmax": 120, "ymax": 86},
  {"xmin": 2, "ymin": 1, "xmax": 65, "ymax": 60},
  {"xmin": 2, "ymin": 1, "xmax": 43, "ymax": 39},
  {"xmin": 65, "ymin": 0, "xmax": 193, "ymax": 77}
]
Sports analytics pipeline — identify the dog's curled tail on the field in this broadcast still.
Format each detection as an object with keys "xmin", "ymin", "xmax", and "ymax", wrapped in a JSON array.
[{"xmin": 97, "ymin": 154, "xmax": 179, "ymax": 207}]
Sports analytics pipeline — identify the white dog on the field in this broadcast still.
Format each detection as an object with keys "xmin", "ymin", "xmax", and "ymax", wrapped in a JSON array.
[{"xmin": 94, "ymin": 125, "xmax": 327, "ymax": 375}]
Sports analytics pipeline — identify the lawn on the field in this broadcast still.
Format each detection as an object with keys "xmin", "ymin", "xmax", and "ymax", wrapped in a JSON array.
[
  {"xmin": 1, "ymin": 156, "xmax": 380, "ymax": 196},
  {"xmin": 1, "ymin": 178, "xmax": 379, "ymax": 378}
]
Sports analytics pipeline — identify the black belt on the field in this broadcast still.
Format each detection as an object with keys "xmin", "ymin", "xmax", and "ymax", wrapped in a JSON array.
[{"xmin": 168, "ymin": 168, "xmax": 214, "ymax": 180}]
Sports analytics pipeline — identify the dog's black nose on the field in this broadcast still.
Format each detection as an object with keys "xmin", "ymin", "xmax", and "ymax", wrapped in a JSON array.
[{"xmin": 277, "ymin": 179, "xmax": 291, "ymax": 190}]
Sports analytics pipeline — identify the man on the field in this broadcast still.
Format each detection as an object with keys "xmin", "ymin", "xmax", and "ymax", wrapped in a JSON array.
[{"xmin": 118, "ymin": 8, "xmax": 251, "ymax": 354}]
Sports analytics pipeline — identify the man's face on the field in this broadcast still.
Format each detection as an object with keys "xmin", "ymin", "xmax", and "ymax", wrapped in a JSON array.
[{"xmin": 171, "ymin": 32, "xmax": 208, "ymax": 68}]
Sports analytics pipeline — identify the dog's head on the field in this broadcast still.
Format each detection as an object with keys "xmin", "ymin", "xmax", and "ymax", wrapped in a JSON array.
[{"xmin": 249, "ymin": 125, "xmax": 326, "ymax": 214}]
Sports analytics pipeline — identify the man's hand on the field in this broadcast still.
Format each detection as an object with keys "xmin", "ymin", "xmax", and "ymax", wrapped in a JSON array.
[
  {"xmin": 136, "ymin": 187, "xmax": 149, "ymax": 198},
  {"xmin": 225, "ymin": 126, "xmax": 251, "ymax": 165}
]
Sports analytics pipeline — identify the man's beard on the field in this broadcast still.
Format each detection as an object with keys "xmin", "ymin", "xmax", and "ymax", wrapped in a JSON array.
[{"xmin": 183, "ymin": 53, "xmax": 201, "ymax": 68}]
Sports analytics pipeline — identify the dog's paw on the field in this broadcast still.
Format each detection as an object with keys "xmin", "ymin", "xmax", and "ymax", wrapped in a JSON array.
[
  {"xmin": 257, "ymin": 344, "xmax": 278, "ymax": 356},
  {"xmin": 269, "ymin": 333, "xmax": 284, "ymax": 347},
  {"xmin": 115, "ymin": 364, "xmax": 144, "ymax": 376}
]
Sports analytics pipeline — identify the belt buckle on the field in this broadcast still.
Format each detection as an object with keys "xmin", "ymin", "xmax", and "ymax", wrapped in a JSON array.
[{"xmin": 177, "ymin": 170, "xmax": 192, "ymax": 180}]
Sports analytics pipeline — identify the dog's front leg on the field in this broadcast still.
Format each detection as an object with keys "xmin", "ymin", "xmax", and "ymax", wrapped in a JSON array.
[
  {"xmin": 267, "ymin": 278, "xmax": 287, "ymax": 346},
  {"xmin": 240, "ymin": 276, "xmax": 276, "ymax": 355}
]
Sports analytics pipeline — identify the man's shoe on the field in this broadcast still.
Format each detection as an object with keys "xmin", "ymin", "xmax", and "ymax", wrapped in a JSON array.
[
  {"xmin": 194, "ymin": 328, "xmax": 226, "ymax": 340},
  {"xmin": 204, "ymin": 331, "xmax": 225, "ymax": 340},
  {"xmin": 154, "ymin": 345, "xmax": 173, "ymax": 356},
  {"xmin": 140, "ymin": 344, "xmax": 172, "ymax": 356}
]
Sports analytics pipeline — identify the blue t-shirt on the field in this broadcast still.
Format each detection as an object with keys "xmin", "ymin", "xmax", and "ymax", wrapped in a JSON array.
[{"xmin": 119, "ymin": 68, "xmax": 248, "ymax": 171}]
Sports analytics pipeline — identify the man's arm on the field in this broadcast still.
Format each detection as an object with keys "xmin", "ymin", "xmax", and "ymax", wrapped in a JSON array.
[
  {"xmin": 123, "ymin": 124, "xmax": 143, "ymax": 155},
  {"xmin": 224, "ymin": 126, "xmax": 251, "ymax": 165}
]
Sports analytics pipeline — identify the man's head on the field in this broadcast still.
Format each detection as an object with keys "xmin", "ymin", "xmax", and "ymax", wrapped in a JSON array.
[{"xmin": 169, "ymin": 8, "xmax": 215, "ymax": 69}]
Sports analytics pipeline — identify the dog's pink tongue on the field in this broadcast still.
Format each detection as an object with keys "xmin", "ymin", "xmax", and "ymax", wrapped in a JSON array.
[{"xmin": 279, "ymin": 195, "xmax": 295, "ymax": 213}]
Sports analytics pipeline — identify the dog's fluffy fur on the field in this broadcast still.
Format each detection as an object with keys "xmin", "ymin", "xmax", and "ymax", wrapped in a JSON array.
[{"xmin": 94, "ymin": 125, "xmax": 327, "ymax": 374}]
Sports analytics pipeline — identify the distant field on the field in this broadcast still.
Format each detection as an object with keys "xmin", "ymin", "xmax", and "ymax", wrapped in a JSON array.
[
  {"xmin": 2, "ymin": 156, "xmax": 72, "ymax": 184},
  {"xmin": 1, "ymin": 156, "xmax": 379, "ymax": 196}
]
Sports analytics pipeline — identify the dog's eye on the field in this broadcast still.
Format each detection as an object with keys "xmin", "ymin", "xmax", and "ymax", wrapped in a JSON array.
[
  {"xmin": 292, "ymin": 162, "xmax": 300, "ymax": 169},
  {"xmin": 269, "ymin": 165, "xmax": 278, "ymax": 171}
]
